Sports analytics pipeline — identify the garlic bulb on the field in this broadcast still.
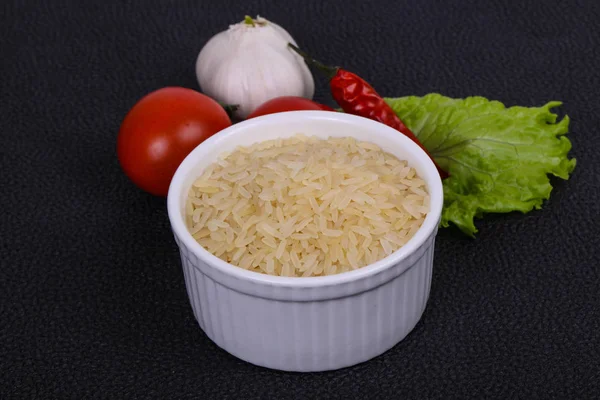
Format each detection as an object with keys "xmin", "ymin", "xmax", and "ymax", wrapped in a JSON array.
[{"xmin": 195, "ymin": 16, "xmax": 315, "ymax": 119}]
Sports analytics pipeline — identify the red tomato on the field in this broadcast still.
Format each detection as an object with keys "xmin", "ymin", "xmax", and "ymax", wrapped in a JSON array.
[
  {"xmin": 246, "ymin": 96, "xmax": 336, "ymax": 119},
  {"xmin": 117, "ymin": 87, "xmax": 231, "ymax": 196}
]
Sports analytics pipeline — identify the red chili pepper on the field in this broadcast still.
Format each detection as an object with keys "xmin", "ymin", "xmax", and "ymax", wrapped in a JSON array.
[{"xmin": 288, "ymin": 43, "xmax": 448, "ymax": 179}]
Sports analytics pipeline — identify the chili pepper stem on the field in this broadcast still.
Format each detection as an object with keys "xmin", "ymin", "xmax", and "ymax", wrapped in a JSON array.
[{"xmin": 287, "ymin": 43, "xmax": 339, "ymax": 80}]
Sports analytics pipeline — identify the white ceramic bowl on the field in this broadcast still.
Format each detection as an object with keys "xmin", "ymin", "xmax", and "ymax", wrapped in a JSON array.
[{"xmin": 167, "ymin": 111, "xmax": 443, "ymax": 372}]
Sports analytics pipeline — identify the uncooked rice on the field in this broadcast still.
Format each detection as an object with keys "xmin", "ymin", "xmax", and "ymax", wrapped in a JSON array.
[{"xmin": 185, "ymin": 134, "xmax": 429, "ymax": 277}]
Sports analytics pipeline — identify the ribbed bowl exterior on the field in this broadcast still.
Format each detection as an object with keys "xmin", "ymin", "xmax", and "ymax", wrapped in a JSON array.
[{"xmin": 174, "ymin": 228, "xmax": 437, "ymax": 372}]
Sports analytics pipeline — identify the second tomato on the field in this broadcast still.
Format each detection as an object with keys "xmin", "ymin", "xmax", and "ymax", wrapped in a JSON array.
[{"xmin": 246, "ymin": 96, "xmax": 335, "ymax": 119}]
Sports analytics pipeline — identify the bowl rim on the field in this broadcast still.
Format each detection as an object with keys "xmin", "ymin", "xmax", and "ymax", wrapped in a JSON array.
[{"xmin": 167, "ymin": 110, "xmax": 443, "ymax": 288}]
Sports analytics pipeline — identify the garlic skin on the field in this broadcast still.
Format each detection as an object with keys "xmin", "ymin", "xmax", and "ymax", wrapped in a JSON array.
[{"xmin": 195, "ymin": 16, "xmax": 315, "ymax": 119}]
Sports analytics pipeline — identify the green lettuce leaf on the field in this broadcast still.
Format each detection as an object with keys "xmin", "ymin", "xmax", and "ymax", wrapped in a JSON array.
[{"xmin": 385, "ymin": 93, "xmax": 576, "ymax": 237}]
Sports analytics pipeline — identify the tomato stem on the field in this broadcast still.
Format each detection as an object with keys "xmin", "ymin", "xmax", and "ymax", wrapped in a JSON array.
[{"xmin": 220, "ymin": 103, "xmax": 239, "ymax": 120}]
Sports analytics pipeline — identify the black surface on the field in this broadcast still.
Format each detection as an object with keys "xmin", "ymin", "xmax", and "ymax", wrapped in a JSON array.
[{"xmin": 2, "ymin": 0, "xmax": 599, "ymax": 398}]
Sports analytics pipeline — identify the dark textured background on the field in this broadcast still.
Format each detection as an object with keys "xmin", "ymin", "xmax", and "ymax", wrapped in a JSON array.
[{"xmin": 2, "ymin": 0, "xmax": 599, "ymax": 398}]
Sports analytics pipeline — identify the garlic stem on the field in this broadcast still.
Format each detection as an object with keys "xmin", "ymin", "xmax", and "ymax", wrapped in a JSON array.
[
  {"xmin": 244, "ymin": 15, "xmax": 255, "ymax": 27},
  {"xmin": 243, "ymin": 15, "xmax": 266, "ymax": 27}
]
